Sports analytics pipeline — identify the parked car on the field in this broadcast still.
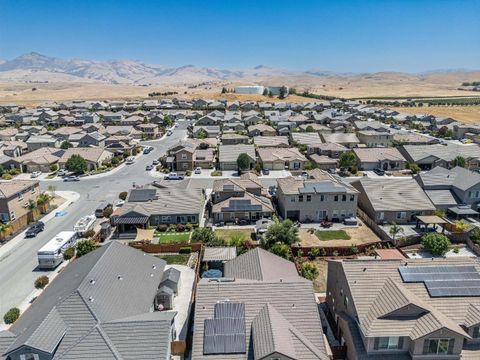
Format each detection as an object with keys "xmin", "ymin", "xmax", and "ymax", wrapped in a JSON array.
[
  {"xmin": 63, "ymin": 176, "xmax": 80, "ymax": 182},
  {"xmin": 344, "ymin": 217, "xmax": 358, "ymax": 226},
  {"xmin": 95, "ymin": 203, "xmax": 113, "ymax": 218},
  {"xmin": 25, "ymin": 221, "xmax": 45, "ymax": 238},
  {"xmin": 164, "ymin": 172, "xmax": 184, "ymax": 180},
  {"xmin": 115, "ymin": 200, "xmax": 125, "ymax": 207},
  {"xmin": 166, "ymin": 130, "xmax": 173, "ymax": 136},
  {"xmin": 143, "ymin": 148, "xmax": 151, "ymax": 154},
  {"xmin": 31, "ymin": 171, "xmax": 42, "ymax": 178},
  {"xmin": 152, "ymin": 159, "xmax": 159, "ymax": 165},
  {"xmin": 126, "ymin": 156, "xmax": 135, "ymax": 164},
  {"xmin": 262, "ymin": 169, "xmax": 270, "ymax": 175},
  {"xmin": 373, "ymin": 168, "xmax": 385, "ymax": 176},
  {"xmin": 194, "ymin": 167, "xmax": 202, "ymax": 174},
  {"xmin": 145, "ymin": 165, "xmax": 154, "ymax": 171},
  {"xmin": 57, "ymin": 169, "xmax": 67, "ymax": 177}
]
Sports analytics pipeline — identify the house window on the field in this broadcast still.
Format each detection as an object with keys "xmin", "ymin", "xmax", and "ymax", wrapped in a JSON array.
[
  {"xmin": 181, "ymin": 153, "xmax": 187, "ymax": 160},
  {"xmin": 299, "ymin": 195, "xmax": 304, "ymax": 202},
  {"xmin": 161, "ymin": 216, "xmax": 171, "ymax": 222},
  {"xmin": 350, "ymin": 195, "xmax": 355, "ymax": 201},
  {"xmin": 374, "ymin": 336, "xmax": 403, "ymax": 350},
  {"xmin": 344, "ymin": 295, "xmax": 349, "ymax": 308},
  {"xmin": 291, "ymin": 196, "xmax": 296, "ymax": 202},
  {"xmin": 423, "ymin": 339, "xmax": 453, "ymax": 355},
  {"xmin": 20, "ymin": 354, "xmax": 39, "ymax": 360},
  {"xmin": 320, "ymin": 195, "xmax": 324, "ymax": 201},
  {"xmin": 334, "ymin": 195, "xmax": 338, "ymax": 202},
  {"xmin": 342, "ymin": 194, "xmax": 346, "ymax": 201},
  {"xmin": 306, "ymin": 195, "xmax": 311, "ymax": 202},
  {"xmin": 378, "ymin": 212, "xmax": 384, "ymax": 221},
  {"xmin": 396, "ymin": 212, "xmax": 407, "ymax": 220},
  {"xmin": 473, "ymin": 326, "xmax": 480, "ymax": 338}
]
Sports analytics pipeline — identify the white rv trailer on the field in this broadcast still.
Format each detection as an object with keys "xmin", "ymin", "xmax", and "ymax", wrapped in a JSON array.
[{"xmin": 37, "ymin": 231, "xmax": 78, "ymax": 269}]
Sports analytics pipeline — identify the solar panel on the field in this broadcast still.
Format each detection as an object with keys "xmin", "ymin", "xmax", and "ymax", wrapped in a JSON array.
[
  {"xmin": 399, "ymin": 265, "xmax": 480, "ymax": 298},
  {"xmin": 204, "ymin": 302, "xmax": 247, "ymax": 355}
]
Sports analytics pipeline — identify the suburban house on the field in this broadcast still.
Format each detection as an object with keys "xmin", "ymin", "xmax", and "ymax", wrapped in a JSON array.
[
  {"xmin": 211, "ymin": 175, "xmax": 274, "ymax": 223},
  {"xmin": 193, "ymin": 125, "xmax": 220, "ymax": 138},
  {"xmin": 166, "ymin": 140, "xmax": 215, "ymax": 171},
  {"xmin": 400, "ymin": 143, "xmax": 480, "ymax": 170},
  {"xmin": 0, "ymin": 127, "xmax": 18, "ymax": 141},
  {"xmin": 352, "ymin": 178, "xmax": 435, "ymax": 224},
  {"xmin": 307, "ymin": 142, "xmax": 349, "ymax": 158},
  {"xmin": 25, "ymin": 135, "xmax": 58, "ymax": 151},
  {"xmin": 78, "ymin": 132, "xmax": 106, "ymax": 147},
  {"xmin": 220, "ymin": 133, "xmax": 249, "ymax": 145},
  {"xmin": 136, "ymin": 123, "xmax": 160, "ymax": 139},
  {"xmin": 291, "ymin": 132, "xmax": 322, "ymax": 146},
  {"xmin": 58, "ymin": 147, "xmax": 113, "ymax": 171},
  {"xmin": 12, "ymin": 147, "xmax": 63, "ymax": 173},
  {"xmin": 0, "ymin": 180, "xmax": 40, "ymax": 223},
  {"xmin": 417, "ymin": 166, "xmax": 480, "ymax": 209},
  {"xmin": 253, "ymin": 135, "xmax": 290, "ymax": 148},
  {"xmin": 0, "ymin": 242, "xmax": 180, "ymax": 360},
  {"xmin": 321, "ymin": 132, "xmax": 360, "ymax": 148},
  {"xmin": 326, "ymin": 257, "xmax": 480, "ymax": 360},
  {"xmin": 257, "ymin": 147, "xmax": 307, "ymax": 170},
  {"xmin": 277, "ymin": 169, "xmax": 358, "ymax": 222},
  {"xmin": 218, "ymin": 144, "xmax": 256, "ymax": 170},
  {"xmin": 248, "ymin": 124, "xmax": 276, "ymax": 137},
  {"xmin": 192, "ymin": 247, "xmax": 330, "ymax": 360},
  {"xmin": 309, "ymin": 154, "xmax": 338, "ymax": 171},
  {"xmin": 111, "ymin": 181, "xmax": 204, "ymax": 232},
  {"xmin": 353, "ymin": 147, "xmax": 407, "ymax": 171},
  {"xmin": 356, "ymin": 130, "xmax": 393, "ymax": 148}
]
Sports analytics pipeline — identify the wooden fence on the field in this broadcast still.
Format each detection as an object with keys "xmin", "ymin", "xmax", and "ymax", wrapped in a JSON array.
[
  {"xmin": 356, "ymin": 208, "xmax": 390, "ymax": 241},
  {"xmin": 128, "ymin": 242, "xmax": 202, "ymax": 253},
  {"xmin": 292, "ymin": 241, "xmax": 382, "ymax": 257}
]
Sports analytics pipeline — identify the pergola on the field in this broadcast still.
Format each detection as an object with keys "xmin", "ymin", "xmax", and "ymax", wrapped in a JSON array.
[{"xmin": 415, "ymin": 215, "xmax": 447, "ymax": 233}]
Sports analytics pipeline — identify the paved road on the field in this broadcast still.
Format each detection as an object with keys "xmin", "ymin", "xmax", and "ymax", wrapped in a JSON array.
[{"xmin": 0, "ymin": 120, "xmax": 279, "ymax": 318}]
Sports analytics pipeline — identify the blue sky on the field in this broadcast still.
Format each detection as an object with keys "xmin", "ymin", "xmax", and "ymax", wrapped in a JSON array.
[{"xmin": 1, "ymin": 0, "xmax": 479, "ymax": 72}]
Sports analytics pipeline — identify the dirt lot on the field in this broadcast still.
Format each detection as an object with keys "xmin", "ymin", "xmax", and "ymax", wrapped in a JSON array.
[
  {"xmin": 303, "ymin": 259, "xmax": 328, "ymax": 293},
  {"xmin": 299, "ymin": 221, "xmax": 380, "ymax": 247},
  {"xmin": 391, "ymin": 106, "xmax": 480, "ymax": 124}
]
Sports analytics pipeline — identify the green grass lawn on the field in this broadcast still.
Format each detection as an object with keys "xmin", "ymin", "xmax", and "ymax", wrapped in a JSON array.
[
  {"xmin": 214, "ymin": 229, "xmax": 253, "ymax": 245},
  {"xmin": 155, "ymin": 254, "xmax": 190, "ymax": 265},
  {"xmin": 156, "ymin": 232, "xmax": 190, "ymax": 244},
  {"xmin": 315, "ymin": 229, "xmax": 351, "ymax": 241}
]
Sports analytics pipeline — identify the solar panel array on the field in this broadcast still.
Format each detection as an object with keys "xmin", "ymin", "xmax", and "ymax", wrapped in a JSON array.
[
  {"xmin": 398, "ymin": 265, "xmax": 480, "ymax": 297},
  {"xmin": 204, "ymin": 302, "xmax": 246, "ymax": 355},
  {"xmin": 221, "ymin": 199, "xmax": 262, "ymax": 212},
  {"xmin": 299, "ymin": 181, "xmax": 346, "ymax": 194}
]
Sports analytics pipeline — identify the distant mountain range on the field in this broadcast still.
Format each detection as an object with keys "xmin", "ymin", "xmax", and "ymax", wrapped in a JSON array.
[{"xmin": 0, "ymin": 52, "xmax": 478, "ymax": 87}]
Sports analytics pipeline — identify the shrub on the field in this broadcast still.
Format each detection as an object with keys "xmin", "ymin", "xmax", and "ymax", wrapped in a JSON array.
[
  {"xmin": 176, "ymin": 224, "xmax": 186, "ymax": 232},
  {"xmin": 301, "ymin": 262, "xmax": 319, "ymax": 281},
  {"xmin": 3, "ymin": 308, "xmax": 20, "ymax": 324},
  {"xmin": 157, "ymin": 224, "xmax": 168, "ymax": 232},
  {"xmin": 421, "ymin": 233, "xmax": 451, "ymax": 256},
  {"xmin": 179, "ymin": 246, "xmax": 192, "ymax": 254},
  {"xmin": 350, "ymin": 165, "xmax": 358, "ymax": 175},
  {"xmin": 118, "ymin": 192, "xmax": 128, "ymax": 200},
  {"xmin": 350, "ymin": 245, "xmax": 359, "ymax": 254},
  {"xmin": 83, "ymin": 229, "xmax": 96, "ymax": 238},
  {"xmin": 103, "ymin": 207, "xmax": 113, "ymax": 218},
  {"xmin": 185, "ymin": 223, "xmax": 193, "ymax": 231},
  {"xmin": 111, "ymin": 157, "xmax": 120, "ymax": 166},
  {"xmin": 453, "ymin": 247, "xmax": 460, "ymax": 254},
  {"xmin": 49, "ymin": 164, "xmax": 58, "ymax": 172},
  {"xmin": 297, "ymin": 249, "xmax": 304, "ymax": 258},
  {"xmin": 332, "ymin": 250, "xmax": 339, "ymax": 257},
  {"xmin": 270, "ymin": 243, "xmax": 292, "ymax": 260},
  {"xmin": 168, "ymin": 224, "xmax": 177, "ymax": 232},
  {"xmin": 76, "ymin": 239, "xmax": 97, "ymax": 258},
  {"xmin": 8, "ymin": 168, "xmax": 20, "ymax": 175},
  {"xmin": 2, "ymin": 173, "xmax": 12, "ymax": 180},
  {"xmin": 308, "ymin": 247, "xmax": 320, "ymax": 259},
  {"xmin": 185, "ymin": 170, "xmax": 192, "ymax": 176},
  {"xmin": 319, "ymin": 248, "xmax": 327, "ymax": 256},
  {"xmin": 471, "ymin": 228, "xmax": 480, "ymax": 243},
  {"xmin": 34, "ymin": 275, "xmax": 49, "ymax": 289},
  {"xmin": 211, "ymin": 170, "xmax": 222, "ymax": 176},
  {"xmin": 63, "ymin": 246, "xmax": 75, "ymax": 260}
]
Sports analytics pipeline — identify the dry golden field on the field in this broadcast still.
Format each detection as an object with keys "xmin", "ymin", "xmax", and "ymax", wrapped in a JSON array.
[{"xmin": 391, "ymin": 106, "xmax": 480, "ymax": 124}]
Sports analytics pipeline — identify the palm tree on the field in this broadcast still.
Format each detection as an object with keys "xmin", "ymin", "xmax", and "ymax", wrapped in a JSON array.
[
  {"xmin": 47, "ymin": 185, "xmax": 56, "ymax": 198},
  {"xmin": 389, "ymin": 222, "xmax": 405, "ymax": 244},
  {"xmin": 0, "ymin": 222, "xmax": 11, "ymax": 241},
  {"xmin": 36, "ymin": 193, "xmax": 51, "ymax": 214}
]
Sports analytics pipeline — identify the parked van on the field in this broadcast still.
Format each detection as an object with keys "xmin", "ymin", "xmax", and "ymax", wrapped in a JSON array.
[{"xmin": 95, "ymin": 203, "xmax": 112, "ymax": 218}]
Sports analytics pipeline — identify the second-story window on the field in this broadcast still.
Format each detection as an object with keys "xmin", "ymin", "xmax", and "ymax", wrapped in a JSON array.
[
  {"xmin": 299, "ymin": 195, "xmax": 303, "ymax": 202},
  {"xmin": 334, "ymin": 195, "xmax": 338, "ymax": 202},
  {"xmin": 307, "ymin": 195, "xmax": 311, "ymax": 202},
  {"xmin": 473, "ymin": 326, "xmax": 480, "ymax": 338},
  {"xmin": 342, "ymin": 194, "xmax": 346, "ymax": 201},
  {"xmin": 374, "ymin": 336, "xmax": 403, "ymax": 350}
]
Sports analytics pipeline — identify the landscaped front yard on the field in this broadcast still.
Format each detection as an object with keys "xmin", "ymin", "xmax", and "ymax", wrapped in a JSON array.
[
  {"xmin": 155, "ymin": 254, "xmax": 190, "ymax": 265},
  {"xmin": 156, "ymin": 232, "xmax": 190, "ymax": 244},
  {"xmin": 214, "ymin": 229, "xmax": 253, "ymax": 245},
  {"xmin": 315, "ymin": 229, "xmax": 351, "ymax": 241}
]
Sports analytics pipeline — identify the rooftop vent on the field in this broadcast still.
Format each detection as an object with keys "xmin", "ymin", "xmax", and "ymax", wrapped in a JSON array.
[
  {"xmin": 88, "ymin": 297, "xmax": 94, "ymax": 302},
  {"xmin": 89, "ymin": 279, "xmax": 95, "ymax": 285},
  {"xmin": 117, "ymin": 275, "xmax": 123, "ymax": 280},
  {"xmin": 152, "ymin": 265, "xmax": 156, "ymax": 269}
]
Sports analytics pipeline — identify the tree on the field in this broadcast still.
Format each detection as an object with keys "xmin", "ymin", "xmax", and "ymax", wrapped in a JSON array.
[
  {"xmin": 65, "ymin": 154, "xmax": 88, "ymax": 174},
  {"xmin": 421, "ymin": 233, "xmax": 451, "ymax": 256},
  {"xmin": 406, "ymin": 162, "xmax": 421, "ymax": 174},
  {"xmin": 236, "ymin": 153, "xmax": 251, "ymax": 173},
  {"xmin": 3, "ymin": 308, "xmax": 20, "ymax": 324},
  {"xmin": 191, "ymin": 227, "xmax": 222, "ymax": 246},
  {"xmin": 452, "ymin": 155, "xmax": 466, "ymax": 168},
  {"xmin": 389, "ymin": 222, "xmax": 405, "ymax": 243},
  {"xmin": 28, "ymin": 200, "xmax": 37, "ymax": 210},
  {"xmin": 0, "ymin": 165, "xmax": 4, "ymax": 177},
  {"xmin": 305, "ymin": 125, "xmax": 315, "ymax": 133},
  {"xmin": 0, "ymin": 222, "xmax": 11, "ymax": 238},
  {"xmin": 37, "ymin": 193, "xmax": 51, "ymax": 213},
  {"xmin": 288, "ymin": 88, "xmax": 297, "ymax": 95},
  {"xmin": 49, "ymin": 164, "xmax": 58, "ymax": 173},
  {"xmin": 270, "ymin": 242, "xmax": 292, "ymax": 260},
  {"xmin": 118, "ymin": 191, "xmax": 128, "ymax": 200},
  {"xmin": 63, "ymin": 246, "xmax": 75, "ymax": 260},
  {"xmin": 196, "ymin": 128, "xmax": 207, "ymax": 139},
  {"xmin": 76, "ymin": 239, "xmax": 97, "ymax": 258},
  {"xmin": 163, "ymin": 115, "xmax": 174, "ymax": 127},
  {"xmin": 103, "ymin": 207, "xmax": 113, "ymax": 218},
  {"xmin": 262, "ymin": 88, "xmax": 268, "ymax": 96},
  {"xmin": 221, "ymin": 87, "xmax": 227, "ymax": 94},
  {"xmin": 339, "ymin": 151, "xmax": 356, "ymax": 171},
  {"xmin": 60, "ymin": 140, "xmax": 73, "ymax": 149},
  {"xmin": 279, "ymin": 86, "xmax": 288, "ymax": 99},
  {"xmin": 34, "ymin": 275, "xmax": 49, "ymax": 289},
  {"xmin": 300, "ymin": 262, "xmax": 319, "ymax": 281},
  {"xmin": 264, "ymin": 218, "xmax": 299, "ymax": 249}
]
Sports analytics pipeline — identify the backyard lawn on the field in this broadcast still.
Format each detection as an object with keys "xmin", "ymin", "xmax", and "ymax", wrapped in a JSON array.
[
  {"xmin": 214, "ymin": 229, "xmax": 253, "ymax": 245},
  {"xmin": 155, "ymin": 254, "xmax": 190, "ymax": 265},
  {"xmin": 156, "ymin": 232, "xmax": 190, "ymax": 244},
  {"xmin": 315, "ymin": 229, "xmax": 351, "ymax": 241}
]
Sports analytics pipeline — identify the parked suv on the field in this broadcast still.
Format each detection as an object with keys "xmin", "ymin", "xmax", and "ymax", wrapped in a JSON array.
[{"xmin": 25, "ymin": 221, "xmax": 45, "ymax": 238}]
